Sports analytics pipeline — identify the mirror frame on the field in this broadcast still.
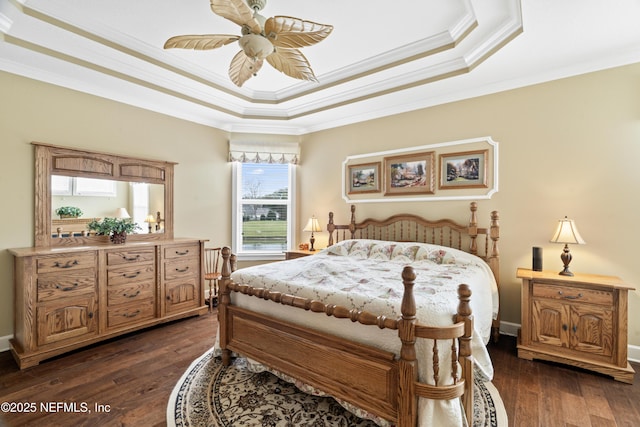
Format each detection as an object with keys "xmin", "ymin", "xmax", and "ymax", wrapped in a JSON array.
[{"xmin": 34, "ymin": 142, "xmax": 175, "ymax": 247}]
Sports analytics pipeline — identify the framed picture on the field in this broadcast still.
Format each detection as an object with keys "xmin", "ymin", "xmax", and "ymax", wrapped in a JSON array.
[
  {"xmin": 439, "ymin": 149, "xmax": 488, "ymax": 189},
  {"xmin": 347, "ymin": 162, "xmax": 381, "ymax": 194},
  {"xmin": 384, "ymin": 151, "xmax": 435, "ymax": 195}
]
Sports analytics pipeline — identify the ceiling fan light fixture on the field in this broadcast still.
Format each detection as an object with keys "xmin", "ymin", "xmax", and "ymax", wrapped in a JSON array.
[{"xmin": 239, "ymin": 33, "xmax": 274, "ymax": 60}]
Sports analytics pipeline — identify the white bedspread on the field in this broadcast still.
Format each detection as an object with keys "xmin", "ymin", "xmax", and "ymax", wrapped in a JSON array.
[{"xmin": 216, "ymin": 239, "xmax": 499, "ymax": 427}]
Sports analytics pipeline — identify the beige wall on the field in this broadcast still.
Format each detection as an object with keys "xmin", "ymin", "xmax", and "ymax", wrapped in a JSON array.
[
  {"xmin": 299, "ymin": 62, "xmax": 640, "ymax": 348},
  {"xmin": 2, "ymin": 61, "xmax": 640, "ymax": 351}
]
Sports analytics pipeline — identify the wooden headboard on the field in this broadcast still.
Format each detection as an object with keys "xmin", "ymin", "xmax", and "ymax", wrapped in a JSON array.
[{"xmin": 327, "ymin": 201, "xmax": 501, "ymax": 340}]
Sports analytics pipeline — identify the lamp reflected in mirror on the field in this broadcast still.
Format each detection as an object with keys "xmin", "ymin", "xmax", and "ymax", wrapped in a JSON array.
[
  {"xmin": 114, "ymin": 207, "xmax": 131, "ymax": 219},
  {"xmin": 144, "ymin": 214, "xmax": 156, "ymax": 233}
]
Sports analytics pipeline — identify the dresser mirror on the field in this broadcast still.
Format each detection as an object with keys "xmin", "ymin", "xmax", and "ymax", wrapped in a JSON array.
[{"xmin": 34, "ymin": 142, "xmax": 175, "ymax": 247}]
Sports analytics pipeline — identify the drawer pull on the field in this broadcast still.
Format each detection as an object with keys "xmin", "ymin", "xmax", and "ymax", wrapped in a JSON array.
[
  {"xmin": 122, "ymin": 272, "xmax": 141, "ymax": 279},
  {"xmin": 175, "ymin": 250, "xmax": 190, "ymax": 256},
  {"xmin": 122, "ymin": 254, "xmax": 140, "ymax": 261},
  {"xmin": 558, "ymin": 291, "xmax": 583, "ymax": 300},
  {"xmin": 123, "ymin": 310, "xmax": 141, "ymax": 318},
  {"xmin": 123, "ymin": 290, "xmax": 140, "ymax": 298},
  {"xmin": 55, "ymin": 283, "xmax": 78, "ymax": 292},
  {"xmin": 175, "ymin": 267, "xmax": 190, "ymax": 273},
  {"xmin": 53, "ymin": 260, "xmax": 79, "ymax": 269}
]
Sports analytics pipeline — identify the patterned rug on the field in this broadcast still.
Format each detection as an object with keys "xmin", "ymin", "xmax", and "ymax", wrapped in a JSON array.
[{"xmin": 168, "ymin": 349, "xmax": 507, "ymax": 427}]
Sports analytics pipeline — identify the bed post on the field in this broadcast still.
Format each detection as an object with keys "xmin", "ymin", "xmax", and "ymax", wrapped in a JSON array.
[
  {"xmin": 489, "ymin": 210, "xmax": 500, "ymax": 343},
  {"xmin": 397, "ymin": 266, "xmax": 418, "ymax": 427},
  {"xmin": 328, "ymin": 211, "xmax": 335, "ymax": 246},
  {"xmin": 455, "ymin": 284, "xmax": 474, "ymax": 427},
  {"xmin": 348, "ymin": 204, "xmax": 357, "ymax": 237},
  {"xmin": 468, "ymin": 202, "xmax": 478, "ymax": 255},
  {"xmin": 219, "ymin": 246, "xmax": 233, "ymax": 366}
]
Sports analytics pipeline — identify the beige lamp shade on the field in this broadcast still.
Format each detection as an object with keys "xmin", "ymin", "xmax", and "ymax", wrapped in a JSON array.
[
  {"xmin": 303, "ymin": 216, "xmax": 322, "ymax": 233},
  {"xmin": 144, "ymin": 214, "xmax": 156, "ymax": 223},
  {"xmin": 549, "ymin": 217, "xmax": 585, "ymax": 244},
  {"xmin": 114, "ymin": 208, "xmax": 131, "ymax": 219}
]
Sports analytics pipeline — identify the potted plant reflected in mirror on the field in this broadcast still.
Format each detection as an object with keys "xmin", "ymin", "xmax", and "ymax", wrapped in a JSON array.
[
  {"xmin": 55, "ymin": 206, "xmax": 83, "ymax": 219},
  {"xmin": 87, "ymin": 217, "xmax": 141, "ymax": 244}
]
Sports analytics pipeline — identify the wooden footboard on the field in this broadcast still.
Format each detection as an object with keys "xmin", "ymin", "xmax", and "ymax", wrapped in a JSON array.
[{"xmin": 218, "ymin": 247, "xmax": 474, "ymax": 427}]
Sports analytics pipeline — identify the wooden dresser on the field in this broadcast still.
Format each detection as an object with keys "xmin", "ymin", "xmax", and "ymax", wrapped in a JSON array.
[
  {"xmin": 9, "ymin": 238, "xmax": 206, "ymax": 369},
  {"xmin": 516, "ymin": 268, "xmax": 635, "ymax": 383}
]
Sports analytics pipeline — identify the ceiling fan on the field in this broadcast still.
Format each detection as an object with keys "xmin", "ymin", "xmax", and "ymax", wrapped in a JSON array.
[{"xmin": 164, "ymin": 0, "xmax": 333, "ymax": 87}]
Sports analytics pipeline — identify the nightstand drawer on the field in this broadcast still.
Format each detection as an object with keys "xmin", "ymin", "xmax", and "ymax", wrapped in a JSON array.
[{"xmin": 532, "ymin": 282, "xmax": 613, "ymax": 306}]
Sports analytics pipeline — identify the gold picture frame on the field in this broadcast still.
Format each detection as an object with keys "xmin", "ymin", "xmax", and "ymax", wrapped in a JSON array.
[
  {"xmin": 347, "ymin": 162, "xmax": 381, "ymax": 194},
  {"xmin": 439, "ymin": 149, "xmax": 488, "ymax": 189},
  {"xmin": 384, "ymin": 151, "xmax": 435, "ymax": 195}
]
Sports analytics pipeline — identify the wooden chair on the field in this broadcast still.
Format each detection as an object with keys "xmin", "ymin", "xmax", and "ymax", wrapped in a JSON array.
[{"xmin": 204, "ymin": 247, "xmax": 222, "ymax": 311}]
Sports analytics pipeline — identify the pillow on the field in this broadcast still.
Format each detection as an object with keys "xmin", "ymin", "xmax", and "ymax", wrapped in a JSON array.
[{"xmin": 324, "ymin": 239, "xmax": 457, "ymax": 264}]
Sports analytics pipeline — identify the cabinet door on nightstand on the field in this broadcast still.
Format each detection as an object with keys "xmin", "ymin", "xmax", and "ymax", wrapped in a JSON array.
[
  {"xmin": 532, "ymin": 299, "xmax": 570, "ymax": 348},
  {"xmin": 570, "ymin": 305, "xmax": 613, "ymax": 357}
]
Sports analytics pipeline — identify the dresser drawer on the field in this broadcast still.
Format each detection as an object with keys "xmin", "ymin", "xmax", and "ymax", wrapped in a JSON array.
[
  {"xmin": 164, "ymin": 259, "xmax": 198, "ymax": 281},
  {"xmin": 107, "ymin": 248, "xmax": 155, "ymax": 266},
  {"xmin": 36, "ymin": 252, "xmax": 96, "ymax": 274},
  {"xmin": 107, "ymin": 281, "xmax": 155, "ymax": 306},
  {"xmin": 107, "ymin": 263, "xmax": 156, "ymax": 287},
  {"xmin": 37, "ymin": 269, "xmax": 96, "ymax": 302},
  {"xmin": 164, "ymin": 244, "xmax": 198, "ymax": 260},
  {"xmin": 107, "ymin": 298, "xmax": 155, "ymax": 329},
  {"xmin": 532, "ymin": 282, "xmax": 613, "ymax": 306}
]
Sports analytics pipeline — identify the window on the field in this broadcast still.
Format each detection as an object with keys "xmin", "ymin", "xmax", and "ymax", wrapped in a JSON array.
[
  {"xmin": 51, "ymin": 175, "xmax": 117, "ymax": 197},
  {"xmin": 130, "ymin": 183, "xmax": 150, "ymax": 231},
  {"xmin": 232, "ymin": 162, "xmax": 296, "ymax": 260}
]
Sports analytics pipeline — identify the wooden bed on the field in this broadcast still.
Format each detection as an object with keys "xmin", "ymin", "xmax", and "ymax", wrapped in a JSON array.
[{"xmin": 217, "ymin": 202, "xmax": 500, "ymax": 427}]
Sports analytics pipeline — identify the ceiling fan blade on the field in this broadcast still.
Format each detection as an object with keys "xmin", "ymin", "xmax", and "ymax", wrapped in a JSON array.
[
  {"xmin": 164, "ymin": 34, "xmax": 239, "ymax": 50},
  {"xmin": 229, "ymin": 50, "xmax": 264, "ymax": 87},
  {"xmin": 266, "ymin": 48, "xmax": 317, "ymax": 82},
  {"xmin": 264, "ymin": 16, "xmax": 333, "ymax": 48},
  {"xmin": 210, "ymin": 0, "xmax": 262, "ymax": 34}
]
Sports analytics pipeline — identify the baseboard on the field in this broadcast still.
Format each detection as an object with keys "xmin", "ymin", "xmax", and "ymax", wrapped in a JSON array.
[
  {"xmin": 498, "ymin": 321, "xmax": 640, "ymax": 364},
  {"xmin": 628, "ymin": 344, "xmax": 640, "ymax": 364},
  {"xmin": 0, "ymin": 334, "xmax": 11, "ymax": 353},
  {"xmin": 498, "ymin": 321, "xmax": 520, "ymax": 338}
]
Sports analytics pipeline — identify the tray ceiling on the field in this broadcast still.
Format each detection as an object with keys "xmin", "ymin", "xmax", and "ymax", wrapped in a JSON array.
[{"xmin": 2, "ymin": 0, "xmax": 640, "ymax": 134}]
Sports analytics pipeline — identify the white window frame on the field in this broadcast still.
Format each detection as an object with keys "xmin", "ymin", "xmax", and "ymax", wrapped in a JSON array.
[
  {"xmin": 231, "ymin": 162, "xmax": 296, "ymax": 261},
  {"xmin": 51, "ymin": 175, "xmax": 117, "ymax": 197}
]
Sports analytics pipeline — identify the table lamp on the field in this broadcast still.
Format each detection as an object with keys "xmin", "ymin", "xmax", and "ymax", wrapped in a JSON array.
[
  {"xmin": 114, "ymin": 207, "xmax": 131, "ymax": 219},
  {"xmin": 144, "ymin": 214, "xmax": 156, "ymax": 233},
  {"xmin": 303, "ymin": 216, "xmax": 322, "ymax": 251},
  {"xmin": 549, "ymin": 216, "xmax": 585, "ymax": 276}
]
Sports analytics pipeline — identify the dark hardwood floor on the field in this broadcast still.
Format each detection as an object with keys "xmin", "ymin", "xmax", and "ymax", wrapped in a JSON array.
[
  {"xmin": 0, "ymin": 312, "xmax": 217, "ymax": 427},
  {"xmin": 0, "ymin": 311, "xmax": 638, "ymax": 426},
  {"xmin": 488, "ymin": 335, "xmax": 640, "ymax": 427}
]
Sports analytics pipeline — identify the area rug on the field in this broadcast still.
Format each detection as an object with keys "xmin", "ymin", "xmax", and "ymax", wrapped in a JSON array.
[{"xmin": 168, "ymin": 348, "xmax": 507, "ymax": 427}]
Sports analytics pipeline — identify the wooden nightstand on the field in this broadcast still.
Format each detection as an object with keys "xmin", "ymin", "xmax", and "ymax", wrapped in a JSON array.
[
  {"xmin": 516, "ymin": 268, "xmax": 635, "ymax": 383},
  {"xmin": 284, "ymin": 250, "xmax": 317, "ymax": 260}
]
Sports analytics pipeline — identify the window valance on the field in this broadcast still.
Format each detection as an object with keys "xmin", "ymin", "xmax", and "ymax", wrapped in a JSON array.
[{"xmin": 229, "ymin": 141, "xmax": 300, "ymax": 164}]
